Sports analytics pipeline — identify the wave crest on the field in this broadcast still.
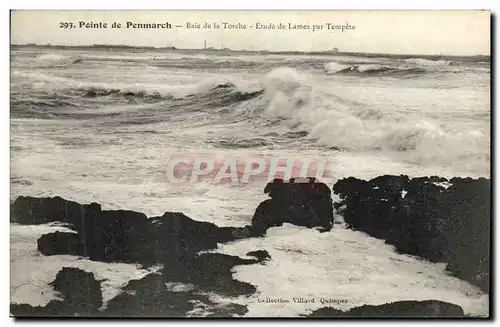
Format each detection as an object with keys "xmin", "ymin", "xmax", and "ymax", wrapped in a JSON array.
[
  {"xmin": 322, "ymin": 57, "xmax": 484, "ymax": 76},
  {"xmin": 262, "ymin": 67, "xmax": 313, "ymax": 118},
  {"xmin": 325, "ymin": 63, "xmax": 426, "ymax": 76},
  {"xmin": 404, "ymin": 58, "xmax": 452, "ymax": 66},
  {"xmin": 33, "ymin": 54, "xmax": 80, "ymax": 67},
  {"xmin": 260, "ymin": 67, "xmax": 489, "ymax": 168}
]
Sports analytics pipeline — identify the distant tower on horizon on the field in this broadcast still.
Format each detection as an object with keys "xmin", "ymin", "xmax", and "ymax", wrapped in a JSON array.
[
  {"xmin": 332, "ymin": 47, "xmax": 339, "ymax": 54},
  {"xmin": 204, "ymin": 40, "xmax": 207, "ymax": 49}
]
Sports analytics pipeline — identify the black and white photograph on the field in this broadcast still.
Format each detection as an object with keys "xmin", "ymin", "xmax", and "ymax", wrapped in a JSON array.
[{"xmin": 9, "ymin": 10, "xmax": 491, "ymax": 318}]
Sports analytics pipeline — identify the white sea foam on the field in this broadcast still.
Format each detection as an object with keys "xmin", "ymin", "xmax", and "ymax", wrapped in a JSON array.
[
  {"xmin": 10, "ymin": 49, "xmax": 490, "ymax": 317},
  {"xmin": 33, "ymin": 53, "xmax": 76, "ymax": 67},
  {"xmin": 10, "ymin": 224, "xmax": 160, "ymax": 310},
  {"xmin": 259, "ymin": 67, "xmax": 489, "ymax": 174},
  {"xmin": 404, "ymin": 58, "xmax": 452, "ymax": 67},
  {"xmin": 212, "ymin": 224, "xmax": 488, "ymax": 317}
]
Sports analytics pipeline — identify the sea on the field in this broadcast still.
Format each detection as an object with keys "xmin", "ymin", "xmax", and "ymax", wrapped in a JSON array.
[{"xmin": 10, "ymin": 46, "xmax": 490, "ymax": 317}]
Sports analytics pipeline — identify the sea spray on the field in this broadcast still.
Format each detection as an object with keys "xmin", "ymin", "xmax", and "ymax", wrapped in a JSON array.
[{"xmin": 259, "ymin": 67, "xmax": 489, "ymax": 170}]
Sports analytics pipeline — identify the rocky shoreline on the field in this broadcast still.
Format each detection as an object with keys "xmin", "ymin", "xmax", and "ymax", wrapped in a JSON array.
[
  {"xmin": 10, "ymin": 176, "xmax": 490, "ymax": 318},
  {"xmin": 334, "ymin": 175, "xmax": 490, "ymax": 293}
]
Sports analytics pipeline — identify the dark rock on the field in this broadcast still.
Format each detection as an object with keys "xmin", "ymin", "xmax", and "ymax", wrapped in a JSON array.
[
  {"xmin": 101, "ymin": 273, "xmax": 206, "ymax": 317},
  {"xmin": 80, "ymin": 209, "xmax": 150, "ymax": 263},
  {"xmin": 205, "ymin": 303, "xmax": 249, "ymax": 317},
  {"xmin": 49, "ymin": 267, "xmax": 103, "ymax": 315},
  {"xmin": 12, "ymin": 192, "xmax": 326, "ymax": 317},
  {"xmin": 37, "ymin": 231, "xmax": 83, "ymax": 256},
  {"xmin": 103, "ymin": 250, "xmax": 270, "ymax": 316},
  {"xmin": 149, "ymin": 212, "xmax": 230, "ymax": 256},
  {"xmin": 346, "ymin": 300, "xmax": 465, "ymax": 317},
  {"xmin": 11, "ymin": 196, "xmax": 248, "ymax": 267},
  {"xmin": 160, "ymin": 252, "xmax": 263, "ymax": 297},
  {"xmin": 11, "ymin": 267, "xmax": 103, "ymax": 317},
  {"xmin": 219, "ymin": 225, "xmax": 253, "ymax": 240},
  {"xmin": 305, "ymin": 306, "xmax": 344, "ymax": 317},
  {"xmin": 84, "ymin": 89, "xmax": 97, "ymax": 97},
  {"xmin": 440, "ymin": 178, "xmax": 490, "ymax": 292},
  {"xmin": 10, "ymin": 195, "xmax": 271, "ymax": 317},
  {"xmin": 246, "ymin": 250, "xmax": 271, "ymax": 261},
  {"xmin": 77, "ymin": 209, "xmax": 246, "ymax": 266},
  {"xmin": 306, "ymin": 300, "xmax": 464, "ymax": 317},
  {"xmin": 11, "ymin": 300, "xmax": 68, "ymax": 317},
  {"xmin": 102, "ymin": 272, "xmax": 250, "ymax": 317},
  {"xmin": 334, "ymin": 175, "xmax": 490, "ymax": 293},
  {"xmin": 10, "ymin": 196, "xmax": 97, "ymax": 226},
  {"xmin": 251, "ymin": 177, "xmax": 334, "ymax": 236}
]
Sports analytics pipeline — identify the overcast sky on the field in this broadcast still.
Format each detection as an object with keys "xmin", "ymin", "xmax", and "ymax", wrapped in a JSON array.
[{"xmin": 11, "ymin": 10, "xmax": 490, "ymax": 55}]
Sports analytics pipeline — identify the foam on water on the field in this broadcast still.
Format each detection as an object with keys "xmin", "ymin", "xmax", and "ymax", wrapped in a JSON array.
[
  {"xmin": 11, "ymin": 70, "xmax": 195, "ymax": 98},
  {"xmin": 258, "ymin": 67, "xmax": 489, "ymax": 174},
  {"xmin": 10, "ymin": 48, "xmax": 490, "ymax": 316},
  {"xmin": 10, "ymin": 224, "xmax": 160, "ymax": 309},
  {"xmin": 212, "ymin": 224, "xmax": 488, "ymax": 317},
  {"xmin": 404, "ymin": 58, "xmax": 452, "ymax": 67}
]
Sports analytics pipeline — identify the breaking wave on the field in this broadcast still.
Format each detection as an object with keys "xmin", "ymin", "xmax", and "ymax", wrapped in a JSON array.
[
  {"xmin": 324, "ymin": 62, "xmax": 428, "ymax": 76},
  {"xmin": 259, "ymin": 67, "xmax": 489, "ymax": 167},
  {"xmin": 10, "ymin": 71, "xmax": 266, "ymax": 119},
  {"xmin": 324, "ymin": 58, "xmax": 484, "ymax": 76},
  {"xmin": 33, "ymin": 54, "xmax": 81, "ymax": 67},
  {"xmin": 11, "ymin": 71, "xmax": 189, "ymax": 98},
  {"xmin": 35, "ymin": 53, "xmax": 69, "ymax": 62},
  {"xmin": 11, "ymin": 70, "xmax": 263, "ymax": 103},
  {"xmin": 76, "ymin": 82, "xmax": 264, "ymax": 106},
  {"xmin": 325, "ymin": 63, "xmax": 426, "ymax": 76},
  {"xmin": 11, "ymin": 59, "xmax": 489, "ymax": 171},
  {"xmin": 404, "ymin": 58, "xmax": 453, "ymax": 67}
]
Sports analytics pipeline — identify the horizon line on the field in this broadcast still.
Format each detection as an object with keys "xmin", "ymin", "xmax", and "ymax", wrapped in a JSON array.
[{"xmin": 10, "ymin": 43, "xmax": 490, "ymax": 58}]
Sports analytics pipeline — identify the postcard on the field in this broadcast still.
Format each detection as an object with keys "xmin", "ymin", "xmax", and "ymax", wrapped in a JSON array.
[{"xmin": 10, "ymin": 10, "xmax": 490, "ymax": 318}]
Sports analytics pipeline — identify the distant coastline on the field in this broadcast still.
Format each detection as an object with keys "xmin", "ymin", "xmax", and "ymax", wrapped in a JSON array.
[{"xmin": 10, "ymin": 43, "xmax": 490, "ymax": 62}]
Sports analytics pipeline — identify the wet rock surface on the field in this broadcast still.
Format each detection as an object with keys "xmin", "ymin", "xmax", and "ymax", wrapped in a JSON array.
[
  {"xmin": 334, "ymin": 175, "xmax": 490, "ymax": 293},
  {"xmin": 11, "ymin": 196, "xmax": 271, "ymax": 317},
  {"xmin": 12, "ymin": 196, "xmax": 244, "ymax": 266},
  {"xmin": 11, "ymin": 267, "xmax": 103, "ymax": 317},
  {"xmin": 306, "ymin": 300, "xmax": 465, "ymax": 317},
  {"xmin": 10, "ymin": 174, "xmax": 488, "ymax": 317},
  {"xmin": 37, "ymin": 231, "xmax": 83, "ymax": 256},
  {"xmin": 251, "ymin": 177, "xmax": 334, "ymax": 236}
]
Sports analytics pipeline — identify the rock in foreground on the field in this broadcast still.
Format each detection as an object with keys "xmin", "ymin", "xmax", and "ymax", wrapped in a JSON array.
[
  {"xmin": 12, "ymin": 178, "xmax": 334, "ymax": 267},
  {"xmin": 37, "ymin": 231, "xmax": 83, "ymax": 256},
  {"xmin": 11, "ymin": 195, "xmax": 276, "ymax": 317},
  {"xmin": 11, "ymin": 264, "xmax": 258, "ymax": 318},
  {"xmin": 11, "ymin": 196, "xmax": 246, "ymax": 266},
  {"xmin": 251, "ymin": 177, "xmax": 334, "ymax": 236},
  {"xmin": 306, "ymin": 300, "xmax": 465, "ymax": 317},
  {"xmin": 334, "ymin": 175, "xmax": 490, "ymax": 293},
  {"xmin": 11, "ymin": 267, "xmax": 102, "ymax": 317}
]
